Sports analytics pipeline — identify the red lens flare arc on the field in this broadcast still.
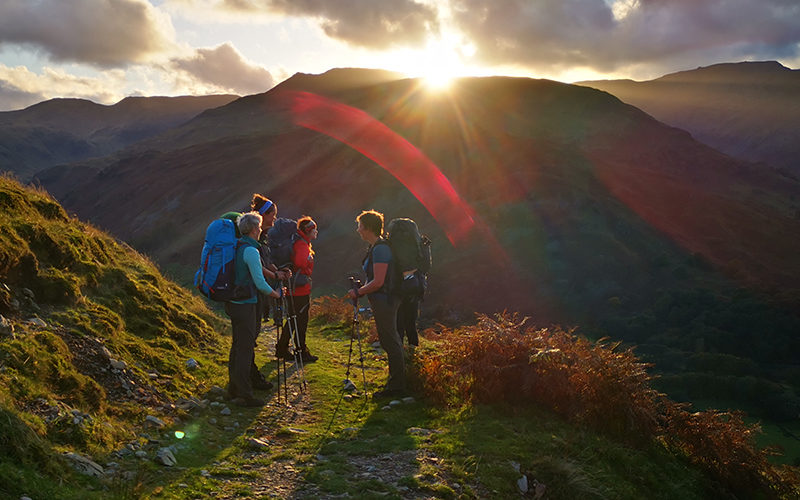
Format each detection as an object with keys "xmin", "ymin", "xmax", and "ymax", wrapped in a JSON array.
[{"xmin": 285, "ymin": 90, "xmax": 478, "ymax": 245}]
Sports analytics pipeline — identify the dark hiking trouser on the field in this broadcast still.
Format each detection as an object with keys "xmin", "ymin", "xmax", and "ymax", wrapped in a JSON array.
[
  {"xmin": 277, "ymin": 295, "xmax": 310, "ymax": 353},
  {"xmin": 396, "ymin": 295, "xmax": 420, "ymax": 346},
  {"xmin": 369, "ymin": 293, "xmax": 405, "ymax": 391},
  {"xmin": 225, "ymin": 301, "xmax": 258, "ymax": 399},
  {"xmin": 250, "ymin": 294, "xmax": 268, "ymax": 383}
]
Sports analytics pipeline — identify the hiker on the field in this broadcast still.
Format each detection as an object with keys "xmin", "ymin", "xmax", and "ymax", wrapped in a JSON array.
[
  {"xmin": 222, "ymin": 194, "xmax": 290, "ymax": 390},
  {"xmin": 347, "ymin": 210, "xmax": 405, "ymax": 398},
  {"xmin": 225, "ymin": 212, "xmax": 285, "ymax": 407},
  {"xmin": 276, "ymin": 216, "xmax": 319, "ymax": 362},
  {"xmin": 388, "ymin": 218, "xmax": 431, "ymax": 350}
]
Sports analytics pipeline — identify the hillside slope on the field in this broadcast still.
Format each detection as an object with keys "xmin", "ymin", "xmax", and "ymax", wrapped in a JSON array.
[
  {"xmin": 579, "ymin": 61, "xmax": 800, "ymax": 174},
  {"xmin": 0, "ymin": 95, "xmax": 239, "ymax": 180},
  {"xmin": 0, "ymin": 175, "xmax": 230, "ymax": 498}
]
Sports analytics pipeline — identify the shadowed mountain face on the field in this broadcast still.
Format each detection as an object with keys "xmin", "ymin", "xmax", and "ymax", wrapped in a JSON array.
[
  {"xmin": 35, "ymin": 69, "xmax": 800, "ymax": 369},
  {"xmin": 579, "ymin": 61, "xmax": 800, "ymax": 174},
  {"xmin": 0, "ymin": 94, "xmax": 239, "ymax": 180}
]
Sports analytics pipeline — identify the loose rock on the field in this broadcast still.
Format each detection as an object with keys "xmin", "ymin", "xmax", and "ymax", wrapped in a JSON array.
[
  {"xmin": 246, "ymin": 437, "xmax": 270, "ymax": 450},
  {"xmin": 25, "ymin": 317, "xmax": 47, "ymax": 328},
  {"xmin": 517, "ymin": 475, "xmax": 528, "ymax": 494},
  {"xmin": 156, "ymin": 447, "xmax": 177, "ymax": 466},
  {"xmin": 207, "ymin": 385, "xmax": 227, "ymax": 398},
  {"xmin": 0, "ymin": 314, "xmax": 14, "ymax": 338},
  {"xmin": 109, "ymin": 359, "xmax": 127, "ymax": 370},
  {"xmin": 145, "ymin": 415, "xmax": 166, "ymax": 428},
  {"xmin": 63, "ymin": 452, "xmax": 104, "ymax": 477}
]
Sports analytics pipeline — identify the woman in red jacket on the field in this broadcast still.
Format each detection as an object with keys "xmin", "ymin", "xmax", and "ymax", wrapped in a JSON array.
[{"xmin": 277, "ymin": 216, "xmax": 318, "ymax": 362}]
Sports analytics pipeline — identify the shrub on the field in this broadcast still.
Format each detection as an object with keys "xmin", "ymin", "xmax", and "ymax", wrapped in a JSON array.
[
  {"xmin": 415, "ymin": 313, "xmax": 800, "ymax": 498},
  {"xmin": 311, "ymin": 295, "xmax": 352, "ymax": 327},
  {"xmin": 311, "ymin": 295, "xmax": 377, "ymax": 342}
]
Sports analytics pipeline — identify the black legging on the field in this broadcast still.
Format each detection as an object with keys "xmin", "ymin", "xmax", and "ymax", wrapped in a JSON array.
[
  {"xmin": 278, "ymin": 294, "xmax": 310, "ymax": 352},
  {"xmin": 396, "ymin": 295, "xmax": 420, "ymax": 346}
]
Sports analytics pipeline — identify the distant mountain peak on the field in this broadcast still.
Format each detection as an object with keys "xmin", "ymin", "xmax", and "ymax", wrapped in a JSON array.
[
  {"xmin": 657, "ymin": 60, "xmax": 795, "ymax": 84},
  {"xmin": 275, "ymin": 67, "xmax": 408, "ymax": 95}
]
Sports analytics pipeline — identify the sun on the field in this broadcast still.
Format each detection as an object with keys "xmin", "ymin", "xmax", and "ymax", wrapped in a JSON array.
[
  {"xmin": 424, "ymin": 68, "xmax": 455, "ymax": 90},
  {"xmin": 420, "ymin": 39, "xmax": 463, "ymax": 90},
  {"xmin": 391, "ymin": 37, "xmax": 473, "ymax": 91}
]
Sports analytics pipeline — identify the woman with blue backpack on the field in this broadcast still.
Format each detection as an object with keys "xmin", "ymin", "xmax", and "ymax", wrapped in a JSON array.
[{"xmin": 225, "ymin": 212, "xmax": 286, "ymax": 407}]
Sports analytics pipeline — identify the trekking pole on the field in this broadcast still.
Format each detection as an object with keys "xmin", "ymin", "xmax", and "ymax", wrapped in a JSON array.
[
  {"xmin": 286, "ymin": 276, "xmax": 308, "ymax": 392},
  {"xmin": 280, "ymin": 282, "xmax": 306, "ymax": 395},
  {"xmin": 274, "ymin": 283, "xmax": 288, "ymax": 404},
  {"xmin": 345, "ymin": 277, "xmax": 369, "ymax": 400}
]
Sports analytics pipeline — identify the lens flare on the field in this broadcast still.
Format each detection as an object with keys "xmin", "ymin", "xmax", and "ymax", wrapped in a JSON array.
[
  {"xmin": 285, "ymin": 90, "xmax": 481, "ymax": 245},
  {"xmin": 174, "ymin": 431, "xmax": 185, "ymax": 439}
]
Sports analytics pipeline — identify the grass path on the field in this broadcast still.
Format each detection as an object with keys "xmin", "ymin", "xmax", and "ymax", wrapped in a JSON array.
[
  {"xmin": 144, "ymin": 319, "xmax": 478, "ymax": 499},
  {"xmin": 135, "ymin": 318, "xmax": 709, "ymax": 499}
]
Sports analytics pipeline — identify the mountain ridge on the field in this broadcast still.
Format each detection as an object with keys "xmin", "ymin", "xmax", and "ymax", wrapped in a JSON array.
[
  {"xmin": 578, "ymin": 60, "xmax": 800, "ymax": 173},
  {"xmin": 0, "ymin": 94, "xmax": 239, "ymax": 180},
  {"xmin": 33, "ymin": 70, "xmax": 800, "ymax": 316}
]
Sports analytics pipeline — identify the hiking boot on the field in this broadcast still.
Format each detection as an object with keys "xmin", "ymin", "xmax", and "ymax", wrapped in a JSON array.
[
  {"xmin": 300, "ymin": 350, "xmax": 318, "ymax": 363},
  {"xmin": 252, "ymin": 378, "xmax": 274, "ymax": 391},
  {"xmin": 372, "ymin": 388, "xmax": 405, "ymax": 399},
  {"xmin": 231, "ymin": 396, "xmax": 264, "ymax": 408},
  {"xmin": 275, "ymin": 348, "xmax": 293, "ymax": 360}
]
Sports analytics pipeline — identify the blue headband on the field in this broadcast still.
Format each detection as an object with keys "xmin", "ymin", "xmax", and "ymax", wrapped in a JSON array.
[{"xmin": 258, "ymin": 200, "xmax": 273, "ymax": 215}]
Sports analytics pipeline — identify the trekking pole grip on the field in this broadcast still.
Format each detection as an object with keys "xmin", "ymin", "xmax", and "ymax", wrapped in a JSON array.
[{"xmin": 348, "ymin": 276, "xmax": 361, "ymax": 307}]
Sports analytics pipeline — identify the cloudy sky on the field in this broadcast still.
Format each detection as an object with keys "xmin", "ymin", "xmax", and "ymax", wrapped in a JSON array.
[{"xmin": 1, "ymin": 0, "xmax": 799, "ymax": 111}]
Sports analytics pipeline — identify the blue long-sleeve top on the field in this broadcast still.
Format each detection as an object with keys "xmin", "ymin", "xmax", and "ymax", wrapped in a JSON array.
[{"xmin": 231, "ymin": 237, "xmax": 275, "ymax": 304}]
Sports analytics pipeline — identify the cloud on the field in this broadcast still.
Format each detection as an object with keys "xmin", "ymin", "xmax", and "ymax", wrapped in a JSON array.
[
  {"xmin": 0, "ymin": 64, "xmax": 125, "ymax": 111},
  {"xmin": 0, "ymin": 80, "xmax": 46, "ymax": 112},
  {"xmin": 213, "ymin": 0, "xmax": 440, "ymax": 49},
  {"xmin": 0, "ymin": 0, "xmax": 176, "ymax": 67},
  {"xmin": 449, "ymin": 0, "xmax": 800, "ymax": 74},
  {"xmin": 169, "ymin": 43, "xmax": 275, "ymax": 95}
]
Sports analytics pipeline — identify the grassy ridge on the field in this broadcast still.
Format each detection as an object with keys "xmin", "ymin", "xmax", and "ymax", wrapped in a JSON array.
[{"xmin": 0, "ymin": 175, "xmax": 230, "ymax": 498}]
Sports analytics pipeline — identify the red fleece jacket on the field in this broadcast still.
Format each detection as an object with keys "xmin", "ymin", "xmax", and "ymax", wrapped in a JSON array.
[{"xmin": 291, "ymin": 231, "xmax": 314, "ymax": 296}]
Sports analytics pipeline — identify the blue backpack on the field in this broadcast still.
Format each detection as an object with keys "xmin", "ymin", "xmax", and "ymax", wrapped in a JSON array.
[{"xmin": 195, "ymin": 218, "xmax": 250, "ymax": 301}]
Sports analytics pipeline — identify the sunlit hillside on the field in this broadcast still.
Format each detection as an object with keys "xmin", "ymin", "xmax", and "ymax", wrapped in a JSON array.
[{"xmin": 0, "ymin": 175, "xmax": 230, "ymax": 498}]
